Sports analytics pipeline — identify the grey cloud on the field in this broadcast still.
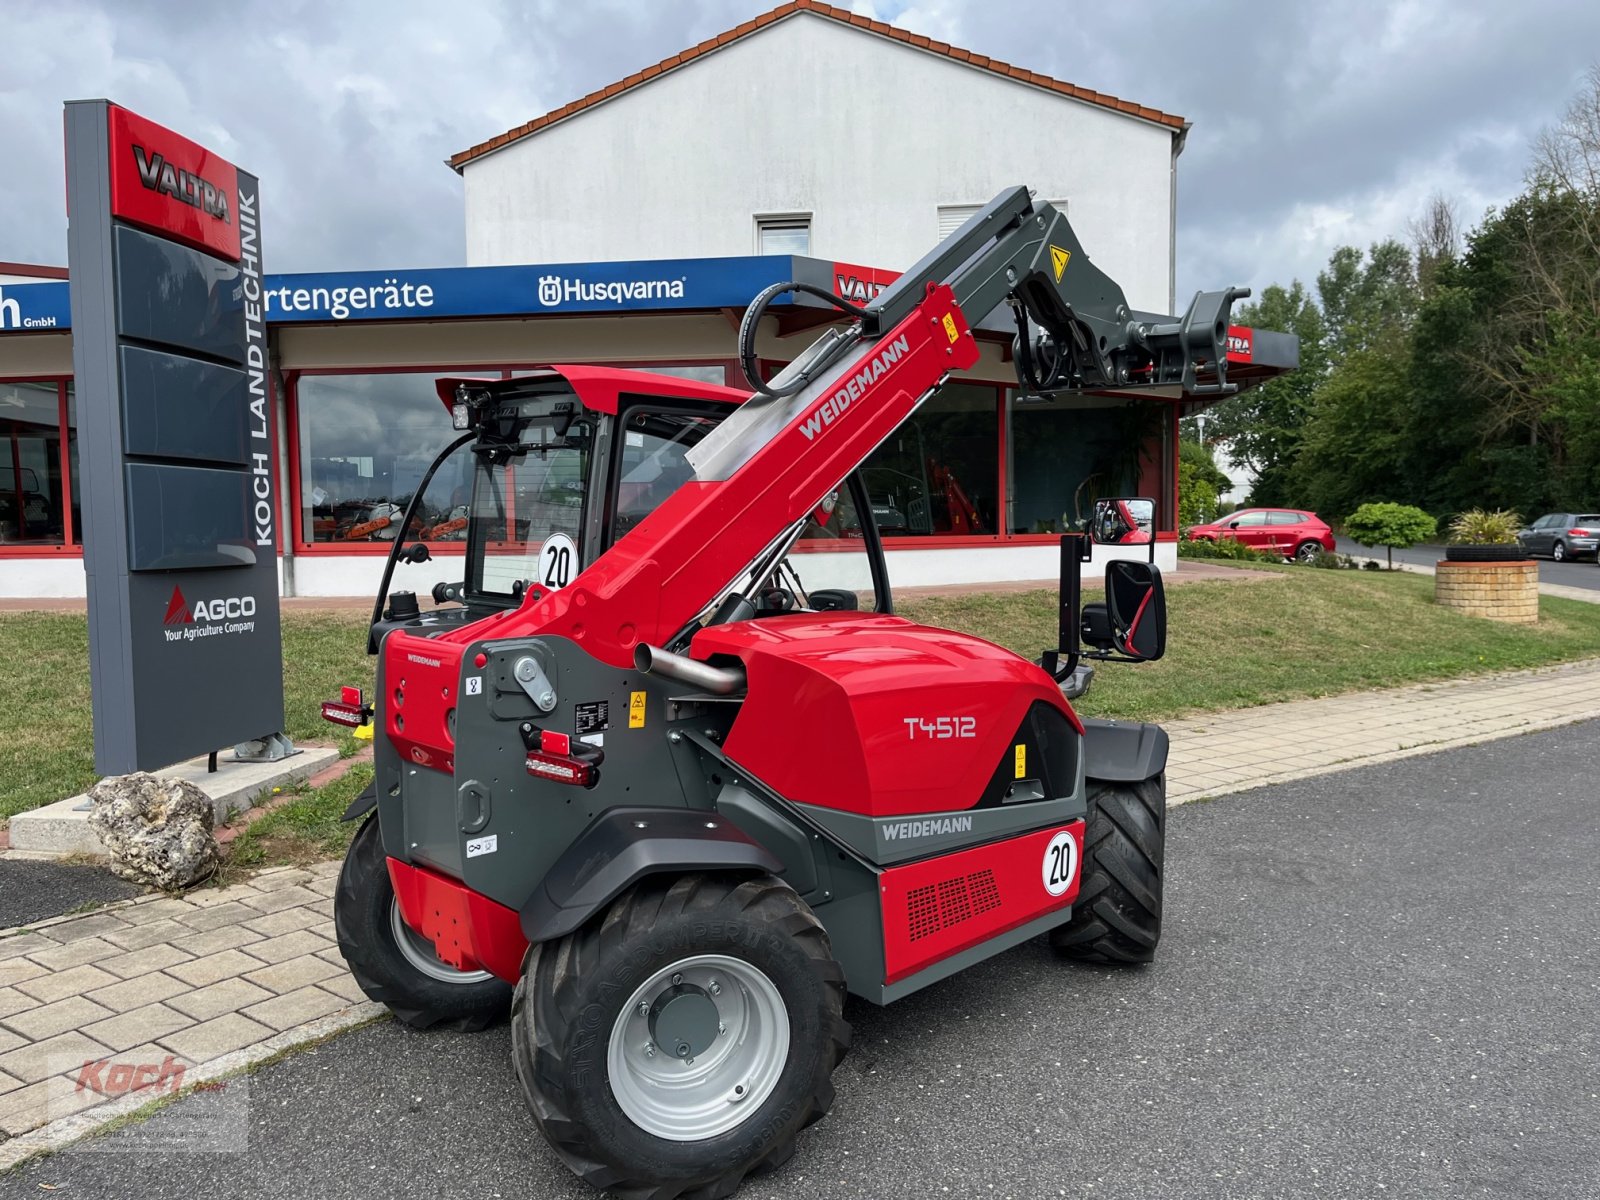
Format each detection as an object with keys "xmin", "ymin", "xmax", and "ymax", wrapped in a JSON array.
[{"xmin": 4, "ymin": 0, "xmax": 1598, "ymax": 310}]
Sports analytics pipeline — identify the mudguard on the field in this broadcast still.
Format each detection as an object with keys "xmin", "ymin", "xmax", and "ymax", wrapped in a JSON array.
[
  {"xmin": 1081, "ymin": 717, "xmax": 1168, "ymax": 782},
  {"xmin": 340, "ymin": 782, "xmax": 378, "ymax": 822},
  {"xmin": 519, "ymin": 806, "xmax": 784, "ymax": 943}
]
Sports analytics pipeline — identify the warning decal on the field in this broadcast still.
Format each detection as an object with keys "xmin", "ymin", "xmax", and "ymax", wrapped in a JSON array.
[
  {"xmin": 1049, "ymin": 244, "xmax": 1071, "ymax": 282},
  {"xmin": 628, "ymin": 691, "xmax": 647, "ymax": 729}
]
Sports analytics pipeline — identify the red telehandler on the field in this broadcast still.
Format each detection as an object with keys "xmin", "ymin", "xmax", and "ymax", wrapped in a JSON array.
[{"xmin": 320, "ymin": 186, "xmax": 1295, "ymax": 1198}]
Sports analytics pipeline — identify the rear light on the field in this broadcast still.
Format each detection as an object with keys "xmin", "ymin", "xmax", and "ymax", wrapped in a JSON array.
[
  {"xmin": 539, "ymin": 729, "xmax": 572, "ymax": 755},
  {"xmin": 1568, "ymin": 528, "xmax": 1591, "ymax": 536},
  {"xmin": 526, "ymin": 751, "xmax": 595, "ymax": 787},
  {"xmin": 340, "ymin": 685, "xmax": 363, "ymax": 706},
  {"xmin": 321, "ymin": 701, "xmax": 367, "ymax": 728}
]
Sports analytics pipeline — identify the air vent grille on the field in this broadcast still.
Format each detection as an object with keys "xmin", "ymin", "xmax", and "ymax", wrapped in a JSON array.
[{"xmin": 907, "ymin": 869, "xmax": 1002, "ymax": 941}]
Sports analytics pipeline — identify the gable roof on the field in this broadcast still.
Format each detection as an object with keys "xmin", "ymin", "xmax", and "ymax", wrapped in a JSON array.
[{"xmin": 449, "ymin": 0, "xmax": 1185, "ymax": 172}]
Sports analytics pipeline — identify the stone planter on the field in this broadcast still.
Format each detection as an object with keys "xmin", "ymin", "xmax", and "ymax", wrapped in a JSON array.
[{"xmin": 1434, "ymin": 559, "xmax": 1538, "ymax": 624}]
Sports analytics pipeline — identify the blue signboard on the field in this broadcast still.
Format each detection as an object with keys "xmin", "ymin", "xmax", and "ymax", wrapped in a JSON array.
[
  {"xmin": 1, "ymin": 256, "xmax": 806, "ymax": 333},
  {"xmin": 0, "ymin": 280, "xmax": 71, "ymax": 332}
]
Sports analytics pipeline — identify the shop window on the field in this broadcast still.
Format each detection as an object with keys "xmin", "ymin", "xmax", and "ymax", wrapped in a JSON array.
[
  {"xmin": 863, "ymin": 383, "xmax": 998, "ymax": 537},
  {"xmin": 628, "ymin": 364, "xmax": 729, "ymax": 386},
  {"xmin": 755, "ymin": 216, "xmax": 811, "ymax": 256},
  {"xmin": 1006, "ymin": 394, "xmax": 1164, "ymax": 534},
  {"xmin": 295, "ymin": 372, "xmax": 482, "ymax": 546},
  {"xmin": 0, "ymin": 381, "xmax": 67, "ymax": 546}
]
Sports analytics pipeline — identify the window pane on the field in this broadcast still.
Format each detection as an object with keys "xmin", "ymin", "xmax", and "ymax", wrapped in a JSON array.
[
  {"xmin": 1231, "ymin": 511, "xmax": 1267, "ymax": 526},
  {"xmin": 757, "ymin": 221, "xmax": 810, "ymax": 255},
  {"xmin": 1007, "ymin": 395, "xmax": 1157, "ymax": 534},
  {"xmin": 1267, "ymin": 511, "xmax": 1300, "ymax": 525},
  {"xmin": 0, "ymin": 381, "xmax": 66, "ymax": 546},
  {"xmin": 789, "ymin": 482, "xmax": 883, "ymax": 611},
  {"xmin": 613, "ymin": 408, "xmax": 722, "ymax": 539},
  {"xmin": 297, "ymin": 372, "xmax": 481, "ymax": 544},
  {"xmin": 865, "ymin": 383, "xmax": 997, "ymax": 537},
  {"xmin": 629, "ymin": 364, "xmax": 729, "ymax": 385}
]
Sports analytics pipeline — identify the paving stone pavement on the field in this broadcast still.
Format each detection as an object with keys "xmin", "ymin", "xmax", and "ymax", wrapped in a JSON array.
[
  {"xmin": 2, "ymin": 656, "xmax": 1599, "ymax": 1168},
  {"xmin": 0, "ymin": 862, "xmax": 382, "ymax": 1163}
]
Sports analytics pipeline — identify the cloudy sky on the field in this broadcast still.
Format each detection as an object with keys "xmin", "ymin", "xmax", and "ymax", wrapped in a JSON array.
[{"xmin": 5, "ymin": 0, "xmax": 1598, "ymax": 302}]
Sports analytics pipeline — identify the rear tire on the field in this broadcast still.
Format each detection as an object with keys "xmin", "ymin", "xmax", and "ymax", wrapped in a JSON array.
[
  {"xmin": 1294, "ymin": 540, "xmax": 1322, "ymax": 564},
  {"xmin": 512, "ymin": 873, "xmax": 849, "ymax": 1200},
  {"xmin": 1553, "ymin": 540, "xmax": 1567, "ymax": 562},
  {"xmin": 333, "ymin": 815, "xmax": 512, "ymax": 1031},
  {"xmin": 1050, "ymin": 776, "xmax": 1165, "ymax": 964}
]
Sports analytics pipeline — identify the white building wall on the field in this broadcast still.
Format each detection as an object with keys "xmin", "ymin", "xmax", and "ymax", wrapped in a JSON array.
[{"xmin": 463, "ymin": 13, "xmax": 1177, "ymax": 312}]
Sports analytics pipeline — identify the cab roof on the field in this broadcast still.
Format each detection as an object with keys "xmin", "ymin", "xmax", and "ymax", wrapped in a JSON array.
[{"xmin": 434, "ymin": 364, "xmax": 751, "ymax": 416}]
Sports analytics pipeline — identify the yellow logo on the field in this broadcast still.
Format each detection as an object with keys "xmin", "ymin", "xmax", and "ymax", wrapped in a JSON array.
[
  {"xmin": 1014, "ymin": 744, "xmax": 1027, "ymax": 779},
  {"xmin": 628, "ymin": 691, "xmax": 647, "ymax": 729},
  {"xmin": 1049, "ymin": 244, "xmax": 1071, "ymax": 282},
  {"xmin": 941, "ymin": 312, "xmax": 959, "ymax": 343}
]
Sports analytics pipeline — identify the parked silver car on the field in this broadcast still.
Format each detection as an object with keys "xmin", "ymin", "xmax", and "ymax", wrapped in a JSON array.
[{"xmin": 1517, "ymin": 512, "xmax": 1600, "ymax": 562}]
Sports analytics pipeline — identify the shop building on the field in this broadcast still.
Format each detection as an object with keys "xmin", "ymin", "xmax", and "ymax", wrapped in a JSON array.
[{"xmin": 0, "ymin": 1, "xmax": 1279, "ymax": 600}]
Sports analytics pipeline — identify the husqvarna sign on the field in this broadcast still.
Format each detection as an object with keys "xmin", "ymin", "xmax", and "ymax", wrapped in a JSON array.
[{"xmin": 66, "ymin": 99, "xmax": 286, "ymax": 773}]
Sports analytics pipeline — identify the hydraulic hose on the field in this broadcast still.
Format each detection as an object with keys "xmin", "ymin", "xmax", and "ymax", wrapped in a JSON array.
[{"xmin": 738, "ymin": 281, "xmax": 871, "ymax": 397}]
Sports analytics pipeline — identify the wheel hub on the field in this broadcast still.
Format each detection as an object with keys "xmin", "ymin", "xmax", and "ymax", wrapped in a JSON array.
[
  {"xmin": 606, "ymin": 954, "xmax": 790, "ymax": 1141},
  {"xmin": 649, "ymin": 984, "xmax": 721, "ymax": 1061}
]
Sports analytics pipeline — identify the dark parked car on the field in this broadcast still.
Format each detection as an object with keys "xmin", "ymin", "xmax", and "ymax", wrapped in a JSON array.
[
  {"xmin": 1517, "ymin": 513, "xmax": 1600, "ymax": 562},
  {"xmin": 1185, "ymin": 508, "xmax": 1336, "ymax": 563}
]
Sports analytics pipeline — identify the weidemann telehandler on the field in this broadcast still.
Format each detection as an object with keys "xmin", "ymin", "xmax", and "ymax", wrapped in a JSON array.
[{"xmin": 322, "ymin": 186, "xmax": 1295, "ymax": 1198}]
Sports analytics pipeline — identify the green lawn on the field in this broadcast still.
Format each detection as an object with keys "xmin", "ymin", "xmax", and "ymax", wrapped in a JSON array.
[
  {"xmin": 6, "ymin": 568, "xmax": 1600, "ymax": 824},
  {"xmin": 0, "ymin": 614, "xmax": 374, "ymax": 822},
  {"xmin": 900, "ymin": 566, "xmax": 1600, "ymax": 721}
]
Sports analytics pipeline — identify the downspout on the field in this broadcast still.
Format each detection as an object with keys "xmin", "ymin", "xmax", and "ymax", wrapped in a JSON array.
[{"xmin": 1170, "ymin": 122, "xmax": 1189, "ymax": 315}]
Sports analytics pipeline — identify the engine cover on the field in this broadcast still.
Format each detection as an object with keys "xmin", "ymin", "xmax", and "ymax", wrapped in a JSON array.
[{"xmin": 691, "ymin": 613, "xmax": 1081, "ymax": 819}]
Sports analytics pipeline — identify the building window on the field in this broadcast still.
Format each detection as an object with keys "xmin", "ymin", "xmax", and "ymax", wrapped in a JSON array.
[
  {"xmin": 1006, "ymin": 393, "xmax": 1165, "ymax": 534},
  {"xmin": 863, "ymin": 382, "xmax": 999, "ymax": 537},
  {"xmin": 0, "ymin": 380, "xmax": 69, "ymax": 546},
  {"xmin": 938, "ymin": 199, "xmax": 1068, "ymax": 241},
  {"xmin": 755, "ymin": 215, "xmax": 811, "ymax": 256},
  {"xmin": 294, "ymin": 371, "xmax": 487, "ymax": 547}
]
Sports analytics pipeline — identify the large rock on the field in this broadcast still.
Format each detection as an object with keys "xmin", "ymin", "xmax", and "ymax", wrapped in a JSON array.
[{"xmin": 87, "ymin": 773, "xmax": 220, "ymax": 889}]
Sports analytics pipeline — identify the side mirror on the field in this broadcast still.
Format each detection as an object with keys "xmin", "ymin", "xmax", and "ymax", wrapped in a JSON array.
[
  {"xmin": 1103, "ymin": 560, "xmax": 1166, "ymax": 661},
  {"xmin": 1090, "ymin": 497, "xmax": 1155, "ymax": 547},
  {"xmin": 1228, "ymin": 520, "xmax": 1241, "ymax": 529}
]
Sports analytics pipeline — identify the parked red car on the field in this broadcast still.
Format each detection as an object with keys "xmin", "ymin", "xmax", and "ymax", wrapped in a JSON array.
[{"xmin": 1186, "ymin": 508, "xmax": 1336, "ymax": 563}]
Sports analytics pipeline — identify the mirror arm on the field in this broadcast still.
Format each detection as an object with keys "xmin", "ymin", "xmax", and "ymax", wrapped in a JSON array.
[{"xmin": 1044, "ymin": 532, "xmax": 1092, "ymax": 683}]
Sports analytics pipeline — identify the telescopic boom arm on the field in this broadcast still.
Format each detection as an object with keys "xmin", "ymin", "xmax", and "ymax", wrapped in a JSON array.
[{"xmin": 446, "ymin": 186, "xmax": 1253, "ymax": 668}]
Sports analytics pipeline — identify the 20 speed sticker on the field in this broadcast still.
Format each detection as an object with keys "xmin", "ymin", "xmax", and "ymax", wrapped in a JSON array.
[{"xmin": 1041, "ymin": 829, "xmax": 1078, "ymax": 897}]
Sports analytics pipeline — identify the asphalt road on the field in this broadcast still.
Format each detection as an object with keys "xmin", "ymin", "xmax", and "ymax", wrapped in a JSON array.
[
  {"xmin": 1334, "ymin": 537, "xmax": 1600, "ymax": 590},
  {"xmin": 6, "ymin": 725, "xmax": 1598, "ymax": 1199},
  {"xmin": 0, "ymin": 859, "xmax": 141, "ymax": 929}
]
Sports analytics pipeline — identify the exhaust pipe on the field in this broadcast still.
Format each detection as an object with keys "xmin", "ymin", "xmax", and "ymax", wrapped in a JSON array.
[{"xmin": 633, "ymin": 643, "xmax": 746, "ymax": 695}]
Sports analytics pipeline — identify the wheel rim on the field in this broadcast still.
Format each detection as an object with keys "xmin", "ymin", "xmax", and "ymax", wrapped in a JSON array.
[
  {"xmin": 1554, "ymin": 543, "xmax": 1565, "ymax": 560},
  {"xmin": 606, "ymin": 954, "xmax": 790, "ymax": 1142},
  {"xmin": 388, "ymin": 898, "xmax": 494, "ymax": 984},
  {"xmin": 1297, "ymin": 543, "xmax": 1318, "ymax": 562}
]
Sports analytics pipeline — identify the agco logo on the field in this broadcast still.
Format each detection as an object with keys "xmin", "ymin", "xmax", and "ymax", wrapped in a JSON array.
[{"xmin": 162, "ymin": 586, "xmax": 258, "ymax": 641}]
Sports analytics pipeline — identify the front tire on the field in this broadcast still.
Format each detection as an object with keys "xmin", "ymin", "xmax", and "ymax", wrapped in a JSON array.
[
  {"xmin": 1050, "ymin": 776, "xmax": 1165, "ymax": 964},
  {"xmin": 333, "ymin": 815, "xmax": 512, "ymax": 1031},
  {"xmin": 513, "ymin": 873, "xmax": 849, "ymax": 1200}
]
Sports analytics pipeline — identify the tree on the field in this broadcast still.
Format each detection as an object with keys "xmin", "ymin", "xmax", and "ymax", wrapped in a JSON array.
[
  {"xmin": 1343, "ymin": 503, "xmax": 1438, "ymax": 569},
  {"xmin": 1317, "ymin": 240, "xmax": 1421, "ymax": 365},
  {"xmin": 1177, "ymin": 438, "xmax": 1230, "ymax": 527},
  {"xmin": 1202, "ymin": 281, "xmax": 1328, "ymax": 506},
  {"xmin": 1409, "ymin": 193, "xmax": 1460, "ymax": 298}
]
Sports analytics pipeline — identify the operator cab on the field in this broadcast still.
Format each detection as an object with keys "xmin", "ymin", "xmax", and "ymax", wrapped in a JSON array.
[{"xmin": 366, "ymin": 366, "xmax": 893, "ymax": 652}]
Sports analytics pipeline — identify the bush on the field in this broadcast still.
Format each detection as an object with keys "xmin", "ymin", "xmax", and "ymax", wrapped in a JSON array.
[
  {"xmin": 1179, "ymin": 537, "xmax": 1277, "ymax": 563},
  {"xmin": 1447, "ymin": 508, "xmax": 1522, "ymax": 545},
  {"xmin": 1343, "ymin": 502, "xmax": 1438, "ymax": 569},
  {"xmin": 1308, "ymin": 550, "xmax": 1361, "ymax": 569}
]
